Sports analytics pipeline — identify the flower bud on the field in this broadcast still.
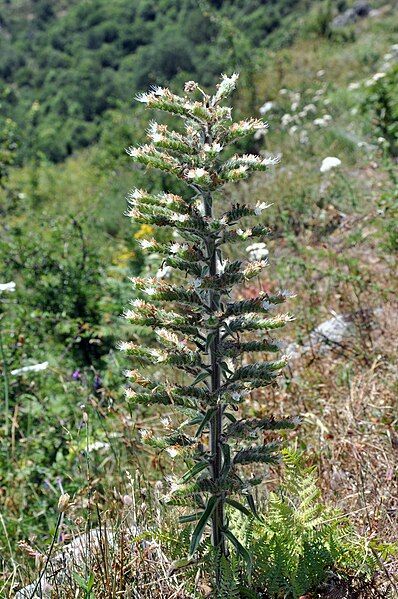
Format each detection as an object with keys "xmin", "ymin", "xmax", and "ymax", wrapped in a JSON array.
[
  {"xmin": 57, "ymin": 493, "xmax": 70, "ymax": 513},
  {"xmin": 184, "ymin": 81, "xmax": 198, "ymax": 93}
]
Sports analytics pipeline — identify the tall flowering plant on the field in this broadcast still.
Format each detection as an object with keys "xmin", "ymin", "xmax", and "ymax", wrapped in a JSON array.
[{"xmin": 121, "ymin": 74, "xmax": 297, "ymax": 587}]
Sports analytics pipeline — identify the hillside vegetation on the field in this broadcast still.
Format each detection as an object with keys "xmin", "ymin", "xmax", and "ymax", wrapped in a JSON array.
[{"xmin": 1, "ymin": 0, "xmax": 397, "ymax": 596}]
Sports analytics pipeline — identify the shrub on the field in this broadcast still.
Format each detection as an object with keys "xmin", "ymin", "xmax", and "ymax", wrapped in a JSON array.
[{"xmin": 363, "ymin": 65, "xmax": 398, "ymax": 157}]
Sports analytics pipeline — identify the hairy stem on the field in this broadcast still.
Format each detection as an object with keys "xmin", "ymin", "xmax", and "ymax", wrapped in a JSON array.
[{"xmin": 204, "ymin": 191, "xmax": 227, "ymax": 581}]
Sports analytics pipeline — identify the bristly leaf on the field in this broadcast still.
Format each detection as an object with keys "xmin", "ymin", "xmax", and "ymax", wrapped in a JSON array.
[
  {"xmin": 180, "ymin": 460, "xmax": 209, "ymax": 484},
  {"xmin": 224, "ymin": 529, "xmax": 253, "ymax": 578},
  {"xmin": 189, "ymin": 496, "xmax": 220, "ymax": 557}
]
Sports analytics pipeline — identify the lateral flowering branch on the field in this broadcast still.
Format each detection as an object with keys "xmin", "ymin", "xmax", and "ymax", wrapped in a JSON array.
[{"xmin": 121, "ymin": 73, "xmax": 298, "ymax": 585}]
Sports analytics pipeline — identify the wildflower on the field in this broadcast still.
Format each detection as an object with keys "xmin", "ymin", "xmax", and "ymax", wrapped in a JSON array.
[
  {"xmin": 166, "ymin": 447, "xmax": 179, "ymax": 458},
  {"xmin": 302, "ymin": 103, "xmax": 316, "ymax": 114},
  {"xmin": 156, "ymin": 264, "xmax": 172, "ymax": 279},
  {"xmin": 184, "ymin": 81, "xmax": 198, "ymax": 93},
  {"xmin": 253, "ymin": 127, "xmax": 267, "ymax": 141},
  {"xmin": 299, "ymin": 130, "xmax": 309, "ymax": 145},
  {"xmin": 57, "ymin": 493, "xmax": 70, "ymax": 513},
  {"xmin": 348, "ymin": 81, "xmax": 360, "ymax": 90},
  {"xmin": 0, "ymin": 281, "xmax": 16, "ymax": 293},
  {"xmin": 246, "ymin": 242, "xmax": 269, "ymax": 261},
  {"xmin": 11, "ymin": 362, "xmax": 49, "ymax": 376},
  {"xmin": 87, "ymin": 441, "xmax": 109, "ymax": 453},
  {"xmin": 134, "ymin": 224, "xmax": 154, "ymax": 240},
  {"xmin": 72, "ymin": 369, "xmax": 81, "ymax": 380},
  {"xmin": 365, "ymin": 72, "xmax": 386, "ymax": 87},
  {"xmin": 281, "ymin": 114, "xmax": 293, "ymax": 127},
  {"xmin": 122, "ymin": 494, "xmax": 133, "ymax": 506},
  {"xmin": 254, "ymin": 201, "xmax": 271, "ymax": 216},
  {"xmin": 213, "ymin": 73, "xmax": 239, "ymax": 102},
  {"xmin": 185, "ymin": 167, "xmax": 211, "ymax": 185},
  {"xmin": 259, "ymin": 101, "xmax": 274, "ymax": 115},
  {"xmin": 320, "ymin": 157, "xmax": 341, "ymax": 173}
]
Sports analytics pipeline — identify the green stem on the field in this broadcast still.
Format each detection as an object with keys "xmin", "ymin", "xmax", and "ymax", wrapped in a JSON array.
[
  {"xmin": 337, "ymin": 171, "xmax": 357, "ymax": 209},
  {"xmin": 31, "ymin": 512, "xmax": 62, "ymax": 597},
  {"xmin": 0, "ymin": 321, "xmax": 10, "ymax": 437}
]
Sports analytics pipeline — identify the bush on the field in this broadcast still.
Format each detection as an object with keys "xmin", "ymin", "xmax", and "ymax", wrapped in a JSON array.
[{"xmin": 363, "ymin": 65, "xmax": 398, "ymax": 157}]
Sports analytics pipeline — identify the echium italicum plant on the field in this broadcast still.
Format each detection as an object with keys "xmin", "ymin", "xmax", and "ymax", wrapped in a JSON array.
[{"xmin": 121, "ymin": 74, "xmax": 298, "ymax": 590}]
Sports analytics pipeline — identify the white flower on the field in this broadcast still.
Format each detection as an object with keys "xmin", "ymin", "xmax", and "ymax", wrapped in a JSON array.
[
  {"xmin": 313, "ymin": 114, "xmax": 332, "ymax": 127},
  {"xmin": 203, "ymin": 142, "xmax": 223, "ymax": 154},
  {"xmin": 320, "ymin": 157, "xmax": 341, "ymax": 173},
  {"xmin": 237, "ymin": 228, "xmax": 252, "ymax": 239},
  {"xmin": 299, "ymin": 130, "xmax": 309, "ymax": 145},
  {"xmin": 214, "ymin": 73, "xmax": 239, "ymax": 101},
  {"xmin": 281, "ymin": 113, "xmax": 293, "ymax": 127},
  {"xmin": 87, "ymin": 441, "xmax": 110, "ymax": 453},
  {"xmin": 139, "ymin": 239, "xmax": 153, "ymax": 249},
  {"xmin": 11, "ymin": 361, "xmax": 49, "ymax": 376},
  {"xmin": 348, "ymin": 81, "xmax": 360, "ymax": 91},
  {"xmin": 259, "ymin": 101, "xmax": 274, "ymax": 115},
  {"xmin": 253, "ymin": 127, "xmax": 267, "ymax": 140},
  {"xmin": 246, "ymin": 242, "xmax": 269, "ymax": 261},
  {"xmin": 0, "ymin": 281, "xmax": 16, "ymax": 293},
  {"xmin": 186, "ymin": 167, "xmax": 208, "ymax": 180},
  {"xmin": 302, "ymin": 103, "xmax": 316, "ymax": 114},
  {"xmin": 156, "ymin": 265, "xmax": 172, "ymax": 279},
  {"xmin": 144, "ymin": 286, "xmax": 156, "ymax": 296},
  {"xmin": 169, "ymin": 242, "xmax": 181, "ymax": 254},
  {"xmin": 173, "ymin": 213, "xmax": 189, "ymax": 223},
  {"xmin": 254, "ymin": 202, "xmax": 271, "ymax": 216},
  {"xmin": 365, "ymin": 72, "xmax": 386, "ymax": 87},
  {"xmin": 166, "ymin": 447, "xmax": 179, "ymax": 458}
]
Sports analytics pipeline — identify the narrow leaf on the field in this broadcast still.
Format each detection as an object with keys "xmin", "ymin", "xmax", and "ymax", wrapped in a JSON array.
[
  {"xmin": 189, "ymin": 496, "xmax": 219, "ymax": 556},
  {"xmin": 191, "ymin": 370, "xmax": 209, "ymax": 386},
  {"xmin": 179, "ymin": 512, "xmax": 202, "ymax": 523},
  {"xmin": 195, "ymin": 407, "xmax": 217, "ymax": 437},
  {"xmin": 225, "ymin": 498, "xmax": 252, "ymax": 518},
  {"xmin": 224, "ymin": 529, "xmax": 252, "ymax": 578},
  {"xmin": 180, "ymin": 461, "xmax": 209, "ymax": 484}
]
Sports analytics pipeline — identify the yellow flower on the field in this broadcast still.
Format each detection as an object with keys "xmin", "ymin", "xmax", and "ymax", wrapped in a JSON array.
[{"xmin": 134, "ymin": 224, "xmax": 154, "ymax": 240}]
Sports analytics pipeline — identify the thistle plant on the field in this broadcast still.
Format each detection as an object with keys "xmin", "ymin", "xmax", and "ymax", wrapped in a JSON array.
[{"xmin": 121, "ymin": 74, "xmax": 297, "ymax": 589}]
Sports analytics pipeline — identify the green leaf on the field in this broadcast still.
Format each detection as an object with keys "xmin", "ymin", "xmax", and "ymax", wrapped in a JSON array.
[
  {"xmin": 195, "ymin": 407, "xmax": 217, "ymax": 437},
  {"xmin": 191, "ymin": 370, "xmax": 209, "ymax": 386},
  {"xmin": 247, "ymin": 493, "xmax": 262, "ymax": 521},
  {"xmin": 180, "ymin": 460, "xmax": 209, "ymax": 484},
  {"xmin": 224, "ymin": 529, "xmax": 252, "ymax": 579},
  {"xmin": 189, "ymin": 496, "xmax": 219, "ymax": 557},
  {"xmin": 225, "ymin": 498, "xmax": 252, "ymax": 518},
  {"xmin": 179, "ymin": 512, "xmax": 202, "ymax": 523},
  {"xmin": 224, "ymin": 411, "xmax": 237, "ymax": 423},
  {"xmin": 220, "ymin": 443, "xmax": 231, "ymax": 480}
]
